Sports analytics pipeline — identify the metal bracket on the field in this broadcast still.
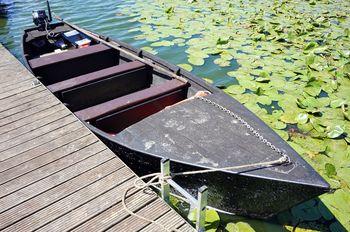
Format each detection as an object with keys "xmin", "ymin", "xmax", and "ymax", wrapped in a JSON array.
[
  {"xmin": 160, "ymin": 159, "xmax": 208, "ymax": 232},
  {"xmin": 160, "ymin": 158, "xmax": 170, "ymax": 204}
]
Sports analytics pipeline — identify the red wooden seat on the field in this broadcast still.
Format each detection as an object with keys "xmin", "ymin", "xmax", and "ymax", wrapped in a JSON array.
[
  {"xmin": 47, "ymin": 61, "xmax": 153, "ymax": 111},
  {"xmin": 47, "ymin": 61, "xmax": 146, "ymax": 94},
  {"xmin": 74, "ymin": 79, "xmax": 189, "ymax": 128},
  {"xmin": 28, "ymin": 44, "xmax": 119, "ymax": 85}
]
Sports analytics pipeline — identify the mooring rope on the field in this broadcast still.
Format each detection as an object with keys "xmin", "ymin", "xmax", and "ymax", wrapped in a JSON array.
[{"xmin": 121, "ymin": 156, "xmax": 289, "ymax": 231}]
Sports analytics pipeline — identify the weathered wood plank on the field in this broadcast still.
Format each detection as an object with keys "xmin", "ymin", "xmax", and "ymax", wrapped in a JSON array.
[
  {"xmin": 0, "ymin": 118, "xmax": 80, "ymax": 161},
  {"xmin": 0, "ymin": 149, "xmax": 114, "ymax": 214},
  {"xmin": 0, "ymin": 82, "xmax": 38, "ymax": 100},
  {"xmin": 0, "ymin": 85, "xmax": 45, "ymax": 107},
  {"xmin": 0, "ymin": 79, "xmax": 35, "ymax": 94},
  {"xmin": 0, "ymin": 126, "xmax": 90, "ymax": 172},
  {"xmin": 2, "ymin": 169, "xmax": 135, "ymax": 232},
  {"xmin": 0, "ymin": 104, "xmax": 66, "ymax": 135},
  {"xmin": 0, "ymin": 108, "xmax": 69, "ymax": 143},
  {"xmin": 0, "ymin": 158, "xmax": 123, "ymax": 230},
  {"xmin": 0, "ymin": 141, "xmax": 106, "ymax": 198},
  {"xmin": 0, "ymin": 92, "xmax": 56, "ymax": 119},
  {"xmin": 0, "ymin": 134, "xmax": 97, "ymax": 185},
  {"xmin": 0, "ymin": 88, "xmax": 49, "ymax": 112},
  {"xmin": 140, "ymin": 208, "xmax": 188, "ymax": 232},
  {"xmin": 178, "ymin": 223, "xmax": 197, "ymax": 232},
  {"xmin": 36, "ymin": 175, "xmax": 150, "ymax": 232},
  {"xmin": 107, "ymin": 199, "xmax": 171, "ymax": 232},
  {"xmin": 0, "ymin": 65, "xmax": 33, "ymax": 83},
  {"xmin": 0, "ymin": 100, "xmax": 60, "ymax": 127},
  {"xmin": 71, "ymin": 189, "xmax": 157, "ymax": 232}
]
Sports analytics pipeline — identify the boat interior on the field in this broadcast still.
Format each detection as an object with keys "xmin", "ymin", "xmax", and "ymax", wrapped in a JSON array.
[{"xmin": 23, "ymin": 23, "xmax": 205, "ymax": 134}]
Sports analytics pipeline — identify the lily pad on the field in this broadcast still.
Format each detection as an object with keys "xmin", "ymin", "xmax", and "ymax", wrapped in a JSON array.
[
  {"xmin": 296, "ymin": 113, "xmax": 309, "ymax": 124},
  {"xmin": 178, "ymin": 63, "xmax": 193, "ymax": 72},
  {"xmin": 326, "ymin": 125, "xmax": 344, "ymax": 138},
  {"xmin": 150, "ymin": 40, "xmax": 175, "ymax": 47},
  {"xmin": 188, "ymin": 55, "xmax": 205, "ymax": 66}
]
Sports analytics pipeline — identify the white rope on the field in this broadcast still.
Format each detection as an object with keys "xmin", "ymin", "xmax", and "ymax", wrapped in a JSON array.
[
  {"xmin": 122, "ymin": 173, "xmax": 180, "ymax": 232},
  {"xmin": 172, "ymin": 155, "xmax": 288, "ymax": 177},
  {"xmin": 121, "ymin": 156, "xmax": 288, "ymax": 231}
]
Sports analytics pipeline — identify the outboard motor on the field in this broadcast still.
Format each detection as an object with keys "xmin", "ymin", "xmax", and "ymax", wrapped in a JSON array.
[{"xmin": 32, "ymin": 0, "xmax": 52, "ymax": 29}]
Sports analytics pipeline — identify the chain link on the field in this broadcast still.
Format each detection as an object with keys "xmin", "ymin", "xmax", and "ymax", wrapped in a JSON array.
[{"xmin": 195, "ymin": 96, "xmax": 290, "ymax": 163}]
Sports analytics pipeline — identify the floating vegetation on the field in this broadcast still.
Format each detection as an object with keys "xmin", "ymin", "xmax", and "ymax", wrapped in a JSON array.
[{"xmin": 120, "ymin": 0, "xmax": 350, "ymax": 230}]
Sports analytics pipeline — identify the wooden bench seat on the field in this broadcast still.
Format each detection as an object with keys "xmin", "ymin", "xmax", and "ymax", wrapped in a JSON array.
[
  {"xmin": 46, "ymin": 61, "xmax": 152, "ymax": 111},
  {"xmin": 28, "ymin": 44, "xmax": 119, "ymax": 85},
  {"xmin": 74, "ymin": 79, "xmax": 189, "ymax": 132},
  {"xmin": 47, "ymin": 61, "xmax": 146, "ymax": 94}
]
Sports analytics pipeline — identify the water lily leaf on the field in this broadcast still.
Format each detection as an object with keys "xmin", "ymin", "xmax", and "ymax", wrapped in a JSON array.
[
  {"xmin": 225, "ymin": 85, "xmax": 245, "ymax": 95},
  {"xmin": 141, "ymin": 46, "xmax": 158, "ymax": 55},
  {"xmin": 326, "ymin": 125, "xmax": 344, "ymax": 138},
  {"xmin": 330, "ymin": 99, "xmax": 346, "ymax": 108},
  {"xmin": 343, "ymin": 62, "xmax": 350, "ymax": 76},
  {"xmin": 305, "ymin": 54, "xmax": 315, "ymax": 66},
  {"xmin": 235, "ymin": 222, "xmax": 255, "ymax": 232},
  {"xmin": 214, "ymin": 58, "xmax": 230, "ymax": 67},
  {"xmin": 272, "ymin": 121, "xmax": 287, "ymax": 130},
  {"xmin": 280, "ymin": 112, "xmax": 298, "ymax": 124},
  {"xmin": 217, "ymin": 37, "xmax": 230, "ymax": 45},
  {"xmin": 304, "ymin": 83, "xmax": 321, "ymax": 97},
  {"xmin": 276, "ymin": 129, "xmax": 289, "ymax": 140},
  {"xmin": 296, "ymin": 113, "xmax": 309, "ymax": 124},
  {"xmin": 225, "ymin": 223, "xmax": 238, "ymax": 232},
  {"xmin": 178, "ymin": 63, "xmax": 193, "ymax": 72},
  {"xmin": 256, "ymin": 95, "xmax": 272, "ymax": 105},
  {"xmin": 341, "ymin": 104, "xmax": 350, "ymax": 121},
  {"xmin": 150, "ymin": 40, "xmax": 175, "ymax": 47},
  {"xmin": 325, "ymin": 163, "xmax": 337, "ymax": 177},
  {"xmin": 189, "ymin": 209, "xmax": 220, "ymax": 232},
  {"xmin": 188, "ymin": 56, "xmax": 205, "ymax": 66},
  {"xmin": 304, "ymin": 41, "xmax": 318, "ymax": 51},
  {"xmin": 310, "ymin": 118, "xmax": 326, "ymax": 133}
]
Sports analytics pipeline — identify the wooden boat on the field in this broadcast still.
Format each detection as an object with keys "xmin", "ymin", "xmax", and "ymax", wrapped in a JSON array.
[{"xmin": 22, "ymin": 16, "xmax": 330, "ymax": 218}]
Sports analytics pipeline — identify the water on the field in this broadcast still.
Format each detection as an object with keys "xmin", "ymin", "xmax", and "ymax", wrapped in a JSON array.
[
  {"xmin": 0, "ymin": 1, "xmax": 346, "ymax": 231},
  {"xmin": 0, "ymin": 0, "xmax": 237, "ymax": 87},
  {"xmin": 0, "ymin": 0, "xmax": 142, "ymax": 56}
]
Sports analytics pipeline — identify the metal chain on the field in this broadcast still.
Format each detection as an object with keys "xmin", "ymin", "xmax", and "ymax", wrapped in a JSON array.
[{"xmin": 195, "ymin": 96, "xmax": 290, "ymax": 163}]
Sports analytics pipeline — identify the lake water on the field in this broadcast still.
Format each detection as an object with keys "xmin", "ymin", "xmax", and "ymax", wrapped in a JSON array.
[
  {"xmin": 0, "ymin": 0, "xmax": 236, "ymax": 88},
  {"xmin": 0, "ymin": 0, "xmax": 348, "ymax": 231}
]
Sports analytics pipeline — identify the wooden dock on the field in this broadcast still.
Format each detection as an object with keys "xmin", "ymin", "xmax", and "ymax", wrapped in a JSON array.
[{"xmin": 0, "ymin": 44, "xmax": 195, "ymax": 232}]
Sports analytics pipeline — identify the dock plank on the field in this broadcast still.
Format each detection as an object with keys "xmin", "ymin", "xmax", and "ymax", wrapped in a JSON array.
[
  {"xmin": 0, "ymin": 127, "xmax": 91, "ymax": 172},
  {"xmin": 0, "ymin": 43, "xmax": 194, "ymax": 231},
  {"xmin": 0, "ymin": 158, "xmax": 121, "ymax": 230}
]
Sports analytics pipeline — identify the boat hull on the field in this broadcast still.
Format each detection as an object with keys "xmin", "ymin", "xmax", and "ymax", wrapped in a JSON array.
[
  {"xmin": 96, "ymin": 133, "xmax": 328, "ymax": 219},
  {"xmin": 22, "ymin": 21, "xmax": 330, "ymax": 219}
]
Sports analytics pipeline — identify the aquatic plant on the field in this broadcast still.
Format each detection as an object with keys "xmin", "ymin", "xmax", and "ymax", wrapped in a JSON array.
[{"xmin": 119, "ymin": 0, "xmax": 350, "ymax": 230}]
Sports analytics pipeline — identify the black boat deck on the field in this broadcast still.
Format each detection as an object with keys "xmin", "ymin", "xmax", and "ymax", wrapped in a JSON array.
[{"xmin": 0, "ymin": 44, "xmax": 194, "ymax": 231}]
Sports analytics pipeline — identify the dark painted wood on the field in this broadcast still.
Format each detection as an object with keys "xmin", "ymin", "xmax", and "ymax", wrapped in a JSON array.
[
  {"xmin": 29, "ymin": 44, "xmax": 120, "ymax": 85},
  {"xmin": 47, "ymin": 60, "xmax": 146, "ymax": 93},
  {"xmin": 75, "ymin": 79, "xmax": 189, "ymax": 121}
]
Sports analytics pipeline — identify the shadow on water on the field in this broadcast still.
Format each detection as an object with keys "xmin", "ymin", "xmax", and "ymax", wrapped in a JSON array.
[{"xmin": 0, "ymin": 0, "xmax": 13, "ymax": 18}]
